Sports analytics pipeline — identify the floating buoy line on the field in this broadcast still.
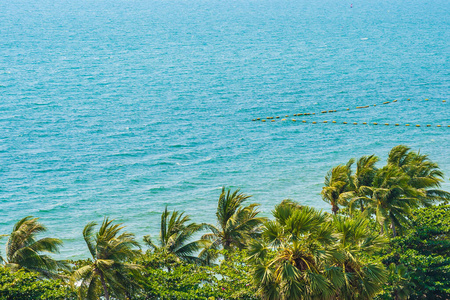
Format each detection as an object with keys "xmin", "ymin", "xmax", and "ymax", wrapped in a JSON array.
[
  {"xmin": 256, "ymin": 119, "xmax": 449, "ymax": 128},
  {"xmin": 252, "ymin": 98, "xmax": 448, "ymax": 128}
]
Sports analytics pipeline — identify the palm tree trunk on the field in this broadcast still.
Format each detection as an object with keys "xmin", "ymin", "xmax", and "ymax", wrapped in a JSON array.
[
  {"xmin": 359, "ymin": 199, "xmax": 364, "ymax": 212},
  {"xmin": 331, "ymin": 204, "xmax": 339, "ymax": 215},
  {"xmin": 224, "ymin": 238, "xmax": 231, "ymax": 250},
  {"xmin": 391, "ymin": 218, "xmax": 397, "ymax": 237},
  {"xmin": 223, "ymin": 240, "xmax": 231, "ymax": 260},
  {"xmin": 99, "ymin": 270, "xmax": 110, "ymax": 300}
]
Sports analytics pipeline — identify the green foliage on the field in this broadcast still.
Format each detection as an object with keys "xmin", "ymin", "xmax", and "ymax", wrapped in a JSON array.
[
  {"xmin": 248, "ymin": 200, "xmax": 388, "ymax": 299},
  {"xmin": 2, "ymin": 216, "xmax": 66, "ymax": 278},
  {"xmin": 343, "ymin": 154, "xmax": 379, "ymax": 213},
  {"xmin": 201, "ymin": 187, "xmax": 265, "ymax": 262},
  {"xmin": 134, "ymin": 250, "xmax": 258, "ymax": 300},
  {"xmin": 321, "ymin": 163, "xmax": 353, "ymax": 215},
  {"xmin": 71, "ymin": 218, "xmax": 143, "ymax": 300},
  {"xmin": 413, "ymin": 204, "xmax": 450, "ymax": 236},
  {"xmin": 364, "ymin": 165, "xmax": 423, "ymax": 237},
  {"xmin": 144, "ymin": 207, "xmax": 208, "ymax": 265},
  {"xmin": 1, "ymin": 145, "xmax": 448, "ymax": 299},
  {"xmin": 376, "ymin": 263, "xmax": 411, "ymax": 300},
  {"xmin": 135, "ymin": 255, "xmax": 215, "ymax": 299},
  {"xmin": 0, "ymin": 267, "xmax": 76, "ymax": 300},
  {"xmin": 325, "ymin": 145, "xmax": 449, "ymax": 238},
  {"xmin": 212, "ymin": 249, "xmax": 258, "ymax": 300},
  {"xmin": 387, "ymin": 145, "xmax": 450, "ymax": 205},
  {"xmin": 331, "ymin": 216, "xmax": 388, "ymax": 299},
  {"xmin": 376, "ymin": 205, "xmax": 450, "ymax": 299}
]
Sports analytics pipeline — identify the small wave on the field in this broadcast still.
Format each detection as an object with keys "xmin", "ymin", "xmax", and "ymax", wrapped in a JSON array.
[
  {"xmin": 33, "ymin": 168, "xmax": 68, "ymax": 174},
  {"xmin": 46, "ymin": 187, "xmax": 68, "ymax": 193},
  {"xmin": 0, "ymin": 115, "xmax": 20, "ymax": 121},
  {"xmin": 74, "ymin": 178, "xmax": 88, "ymax": 183},
  {"xmin": 154, "ymin": 161, "xmax": 176, "ymax": 166},
  {"xmin": 105, "ymin": 132, "xmax": 136, "ymax": 138},
  {"xmin": 38, "ymin": 202, "xmax": 70, "ymax": 213},
  {"xmin": 108, "ymin": 151, "xmax": 145, "ymax": 158},
  {"xmin": 147, "ymin": 185, "xmax": 167, "ymax": 192},
  {"xmin": 169, "ymin": 144, "xmax": 188, "ymax": 148},
  {"xmin": 31, "ymin": 102, "xmax": 53, "ymax": 106}
]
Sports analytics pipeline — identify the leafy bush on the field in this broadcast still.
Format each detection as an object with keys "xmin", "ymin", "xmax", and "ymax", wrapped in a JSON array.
[
  {"xmin": 376, "ymin": 205, "xmax": 450, "ymax": 299},
  {"xmin": 134, "ymin": 250, "xmax": 258, "ymax": 300},
  {"xmin": 0, "ymin": 267, "xmax": 76, "ymax": 300}
]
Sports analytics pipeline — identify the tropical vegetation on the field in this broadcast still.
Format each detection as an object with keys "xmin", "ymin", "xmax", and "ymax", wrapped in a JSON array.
[
  {"xmin": 70, "ymin": 218, "xmax": 142, "ymax": 300},
  {"xmin": 143, "ymin": 207, "xmax": 208, "ymax": 266},
  {"xmin": 200, "ymin": 187, "xmax": 265, "ymax": 262},
  {"xmin": 0, "ymin": 145, "xmax": 448, "ymax": 299},
  {"xmin": 0, "ymin": 216, "xmax": 66, "ymax": 278}
]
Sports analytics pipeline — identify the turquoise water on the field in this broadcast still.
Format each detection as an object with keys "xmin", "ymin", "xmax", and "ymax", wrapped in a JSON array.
[{"xmin": 1, "ymin": 0, "xmax": 449, "ymax": 258}]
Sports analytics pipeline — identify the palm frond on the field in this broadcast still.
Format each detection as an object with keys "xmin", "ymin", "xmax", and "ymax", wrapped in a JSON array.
[
  {"xmin": 74, "ymin": 218, "xmax": 141, "ymax": 300},
  {"xmin": 5, "ymin": 216, "xmax": 63, "ymax": 277},
  {"xmin": 83, "ymin": 221, "xmax": 98, "ymax": 259}
]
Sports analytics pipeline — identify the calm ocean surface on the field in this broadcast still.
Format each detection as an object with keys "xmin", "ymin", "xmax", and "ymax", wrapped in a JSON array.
[{"xmin": 1, "ymin": 0, "xmax": 449, "ymax": 258}]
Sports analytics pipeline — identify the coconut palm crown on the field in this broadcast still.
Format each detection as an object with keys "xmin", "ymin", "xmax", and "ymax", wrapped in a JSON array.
[
  {"xmin": 2, "ymin": 216, "xmax": 65, "ymax": 278},
  {"xmin": 71, "ymin": 218, "xmax": 142, "ymax": 300},
  {"xmin": 344, "ymin": 155, "xmax": 379, "ymax": 213},
  {"xmin": 322, "ymin": 162, "xmax": 353, "ymax": 215},
  {"xmin": 201, "ymin": 188, "xmax": 265, "ymax": 262},
  {"xmin": 362, "ymin": 166, "xmax": 424, "ymax": 237},
  {"xmin": 387, "ymin": 145, "xmax": 450, "ymax": 205},
  {"xmin": 144, "ymin": 207, "xmax": 208, "ymax": 265}
]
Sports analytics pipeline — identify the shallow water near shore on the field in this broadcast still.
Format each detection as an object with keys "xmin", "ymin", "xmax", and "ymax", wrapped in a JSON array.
[{"xmin": 1, "ymin": 0, "xmax": 449, "ymax": 258}]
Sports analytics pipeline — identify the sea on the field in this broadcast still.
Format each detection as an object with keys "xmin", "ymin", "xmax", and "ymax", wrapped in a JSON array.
[{"xmin": 1, "ymin": 0, "xmax": 449, "ymax": 258}]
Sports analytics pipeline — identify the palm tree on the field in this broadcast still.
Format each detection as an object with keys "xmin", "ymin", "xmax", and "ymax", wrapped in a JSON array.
[
  {"xmin": 388, "ymin": 145, "xmax": 450, "ymax": 205},
  {"xmin": 1, "ymin": 216, "xmax": 65, "ymax": 278},
  {"xmin": 201, "ymin": 188, "xmax": 265, "ymax": 261},
  {"xmin": 331, "ymin": 216, "xmax": 388, "ymax": 299},
  {"xmin": 386, "ymin": 145, "xmax": 412, "ymax": 169},
  {"xmin": 344, "ymin": 155, "xmax": 379, "ymax": 213},
  {"xmin": 362, "ymin": 166, "xmax": 424, "ymax": 237},
  {"xmin": 71, "ymin": 218, "xmax": 142, "ymax": 300},
  {"xmin": 347, "ymin": 146, "xmax": 448, "ymax": 237},
  {"xmin": 143, "ymin": 207, "xmax": 208, "ymax": 266},
  {"xmin": 322, "ymin": 162, "xmax": 353, "ymax": 215},
  {"xmin": 247, "ymin": 200, "xmax": 337, "ymax": 299}
]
